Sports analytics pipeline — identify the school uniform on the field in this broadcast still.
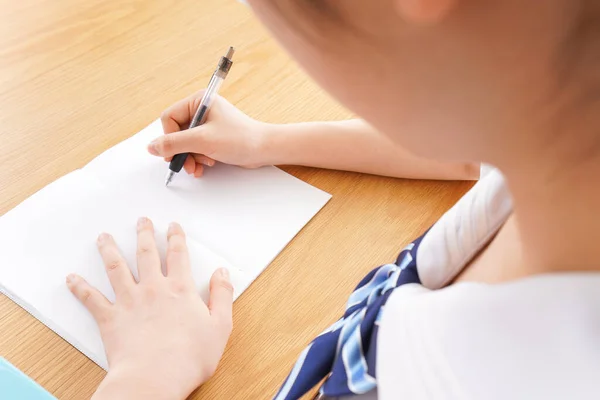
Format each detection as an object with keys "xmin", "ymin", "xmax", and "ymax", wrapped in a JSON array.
[{"xmin": 276, "ymin": 167, "xmax": 600, "ymax": 400}]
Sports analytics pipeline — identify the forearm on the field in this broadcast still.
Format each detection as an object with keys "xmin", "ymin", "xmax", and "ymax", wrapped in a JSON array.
[{"xmin": 260, "ymin": 119, "xmax": 479, "ymax": 180}]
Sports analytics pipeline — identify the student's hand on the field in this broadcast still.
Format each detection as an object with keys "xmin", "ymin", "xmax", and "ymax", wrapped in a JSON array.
[
  {"xmin": 66, "ymin": 218, "xmax": 233, "ymax": 400},
  {"xmin": 148, "ymin": 91, "xmax": 268, "ymax": 177}
]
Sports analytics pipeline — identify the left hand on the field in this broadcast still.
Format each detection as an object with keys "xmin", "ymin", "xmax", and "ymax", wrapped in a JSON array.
[{"xmin": 66, "ymin": 218, "xmax": 233, "ymax": 400}]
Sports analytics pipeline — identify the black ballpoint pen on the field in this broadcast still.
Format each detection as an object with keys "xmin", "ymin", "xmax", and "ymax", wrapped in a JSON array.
[{"xmin": 165, "ymin": 47, "xmax": 235, "ymax": 186}]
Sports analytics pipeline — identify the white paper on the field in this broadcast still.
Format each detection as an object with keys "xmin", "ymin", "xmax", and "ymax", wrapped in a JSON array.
[{"xmin": 0, "ymin": 120, "xmax": 331, "ymax": 369}]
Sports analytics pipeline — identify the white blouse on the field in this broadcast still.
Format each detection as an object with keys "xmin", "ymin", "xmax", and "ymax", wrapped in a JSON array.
[{"xmin": 344, "ymin": 167, "xmax": 600, "ymax": 399}]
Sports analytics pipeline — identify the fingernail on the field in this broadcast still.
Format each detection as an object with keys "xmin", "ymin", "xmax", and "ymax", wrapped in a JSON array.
[
  {"xmin": 66, "ymin": 274, "xmax": 76, "ymax": 284},
  {"xmin": 137, "ymin": 217, "xmax": 149, "ymax": 229},
  {"xmin": 97, "ymin": 233, "xmax": 110, "ymax": 244},
  {"xmin": 148, "ymin": 140, "xmax": 159, "ymax": 155},
  {"xmin": 219, "ymin": 268, "xmax": 230, "ymax": 279}
]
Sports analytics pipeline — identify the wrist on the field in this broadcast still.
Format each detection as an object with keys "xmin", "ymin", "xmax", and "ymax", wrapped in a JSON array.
[
  {"xmin": 254, "ymin": 122, "xmax": 284, "ymax": 167},
  {"xmin": 93, "ymin": 366, "xmax": 188, "ymax": 400}
]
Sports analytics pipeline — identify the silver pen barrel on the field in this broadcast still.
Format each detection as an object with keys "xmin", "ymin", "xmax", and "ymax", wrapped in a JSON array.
[{"xmin": 164, "ymin": 47, "xmax": 235, "ymax": 186}]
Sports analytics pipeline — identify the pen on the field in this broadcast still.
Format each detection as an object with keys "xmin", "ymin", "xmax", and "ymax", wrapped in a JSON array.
[{"xmin": 165, "ymin": 46, "xmax": 235, "ymax": 186}]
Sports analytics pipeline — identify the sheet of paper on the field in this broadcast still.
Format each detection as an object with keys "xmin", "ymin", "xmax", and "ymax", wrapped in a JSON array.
[{"xmin": 0, "ymin": 120, "xmax": 331, "ymax": 369}]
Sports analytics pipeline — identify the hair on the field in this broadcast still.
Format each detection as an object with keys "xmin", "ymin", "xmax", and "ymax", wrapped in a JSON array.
[
  {"xmin": 268, "ymin": 1, "xmax": 600, "ymax": 99},
  {"xmin": 268, "ymin": 1, "xmax": 339, "ymax": 38},
  {"xmin": 264, "ymin": 1, "xmax": 378, "ymax": 56}
]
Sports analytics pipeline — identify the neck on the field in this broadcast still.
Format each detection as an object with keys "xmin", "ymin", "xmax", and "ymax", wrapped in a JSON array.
[{"xmin": 500, "ymin": 133, "xmax": 600, "ymax": 275}]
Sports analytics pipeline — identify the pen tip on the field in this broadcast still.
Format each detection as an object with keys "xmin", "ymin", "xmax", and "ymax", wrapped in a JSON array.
[
  {"xmin": 165, "ymin": 170, "xmax": 175, "ymax": 187},
  {"xmin": 226, "ymin": 46, "xmax": 235, "ymax": 59}
]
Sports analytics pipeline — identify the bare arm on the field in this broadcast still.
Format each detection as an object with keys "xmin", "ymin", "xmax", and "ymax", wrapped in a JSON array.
[
  {"xmin": 261, "ymin": 119, "xmax": 479, "ymax": 180},
  {"xmin": 151, "ymin": 95, "xmax": 479, "ymax": 181}
]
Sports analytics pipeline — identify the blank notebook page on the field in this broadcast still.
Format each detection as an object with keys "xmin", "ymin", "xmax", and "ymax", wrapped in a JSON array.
[{"xmin": 0, "ymin": 120, "xmax": 331, "ymax": 369}]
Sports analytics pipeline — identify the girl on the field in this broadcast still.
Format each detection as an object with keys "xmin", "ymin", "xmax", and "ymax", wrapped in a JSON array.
[{"xmin": 66, "ymin": 1, "xmax": 600, "ymax": 399}]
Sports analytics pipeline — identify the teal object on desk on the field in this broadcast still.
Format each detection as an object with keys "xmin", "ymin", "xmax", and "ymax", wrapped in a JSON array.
[{"xmin": 0, "ymin": 358, "xmax": 55, "ymax": 400}]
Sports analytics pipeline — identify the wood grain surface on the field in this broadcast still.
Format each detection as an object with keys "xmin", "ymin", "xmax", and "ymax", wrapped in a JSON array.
[{"xmin": 0, "ymin": 1, "xmax": 472, "ymax": 398}]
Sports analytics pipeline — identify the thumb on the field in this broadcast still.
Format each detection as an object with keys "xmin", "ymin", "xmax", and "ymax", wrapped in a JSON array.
[
  {"xmin": 208, "ymin": 268, "xmax": 234, "ymax": 331},
  {"xmin": 147, "ymin": 129, "xmax": 206, "ymax": 158}
]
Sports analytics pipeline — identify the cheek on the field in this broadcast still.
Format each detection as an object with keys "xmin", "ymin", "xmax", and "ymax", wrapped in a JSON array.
[
  {"xmin": 292, "ymin": 49, "xmax": 384, "ymax": 117},
  {"xmin": 276, "ymin": 45, "xmax": 454, "ymax": 160},
  {"xmin": 246, "ymin": 1, "xmax": 386, "ymax": 119},
  {"xmin": 292, "ymin": 52, "xmax": 435, "ymax": 154},
  {"xmin": 246, "ymin": 0, "xmax": 465, "ymax": 160}
]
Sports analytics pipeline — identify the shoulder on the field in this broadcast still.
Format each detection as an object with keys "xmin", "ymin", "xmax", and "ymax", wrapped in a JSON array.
[{"xmin": 377, "ymin": 274, "xmax": 600, "ymax": 400}]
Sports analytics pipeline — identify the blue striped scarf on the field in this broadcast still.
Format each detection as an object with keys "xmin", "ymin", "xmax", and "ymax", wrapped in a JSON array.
[{"xmin": 275, "ymin": 234, "xmax": 425, "ymax": 399}]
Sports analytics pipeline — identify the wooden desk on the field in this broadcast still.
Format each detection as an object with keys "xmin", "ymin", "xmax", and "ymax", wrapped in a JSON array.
[{"xmin": 0, "ymin": 1, "xmax": 472, "ymax": 398}]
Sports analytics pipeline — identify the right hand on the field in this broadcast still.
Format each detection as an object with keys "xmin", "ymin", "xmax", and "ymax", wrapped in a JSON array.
[{"xmin": 148, "ymin": 91, "xmax": 268, "ymax": 177}]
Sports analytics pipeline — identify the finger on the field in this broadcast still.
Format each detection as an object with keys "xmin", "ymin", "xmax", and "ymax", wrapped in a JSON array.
[
  {"xmin": 192, "ymin": 154, "xmax": 216, "ymax": 167},
  {"xmin": 166, "ymin": 222, "xmax": 192, "ymax": 280},
  {"xmin": 66, "ymin": 274, "xmax": 112, "ymax": 322},
  {"xmin": 193, "ymin": 163, "xmax": 204, "ymax": 178},
  {"xmin": 97, "ymin": 233, "xmax": 136, "ymax": 298},
  {"xmin": 160, "ymin": 90, "xmax": 206, "ymax": 134},
  {"xmin": 183, "ymin": 154, "xmax": 196, "ymax": 175},
  {"xmin": 148, "ymin": 129, "xmax": 206, "ymax": 158},
  {"xmin": 136, "ymin": 217, "xmax": 162, "ymax": 281},
  {"xmin": 208, "ymin": 268, "xmax": 234, "ymax": 332}
]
